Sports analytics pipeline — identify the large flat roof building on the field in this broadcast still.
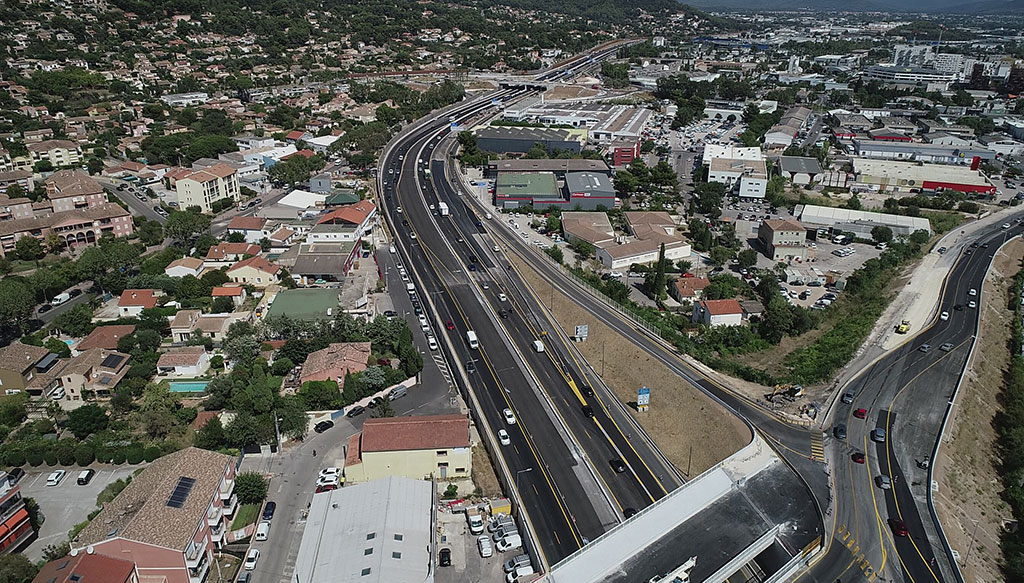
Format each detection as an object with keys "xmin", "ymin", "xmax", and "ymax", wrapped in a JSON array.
[
  {"xmin": 494, "ymin": 171, "xmax": 560, "ymax": 209},
  {"xmin": 796, "ymin": 204, "xmax": 932, "ymax": 238},
  {"xmin": 476, "ymin": 127, "xmax": 582, "ymax": 155},
  {"xmin": 852, "ymin": 140, "xmax": 995, "ymax": 164},
  {"xmin": 294, "ymin": 477, "xmax": 434, "ymax": 583},
  {"xmin": 852, "ymin": 158, "xmax": 994, "ymax": 194}
]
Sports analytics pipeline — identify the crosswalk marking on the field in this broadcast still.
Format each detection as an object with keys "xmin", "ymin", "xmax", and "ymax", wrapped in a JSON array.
[{"xmin": 810, "ymin": 432, "xmax": 825, "ymax": 461}]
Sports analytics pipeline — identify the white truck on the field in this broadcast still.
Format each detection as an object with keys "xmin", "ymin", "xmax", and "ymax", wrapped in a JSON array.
[
  {"xmin": 466, "ymin": 507, "xmax": 485, "ymax": 534},
  {"xmin": 51, "ymin": 292, "xmax": 72, "ymax": 306},
  {"xmin": 438, "ymin": 202, "xmax": 449, "ymax": 216}
]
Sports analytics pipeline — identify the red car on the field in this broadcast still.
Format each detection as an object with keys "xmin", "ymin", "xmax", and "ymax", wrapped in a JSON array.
[
  {"xmin": 852, "ymin": 452, "xmax": 866, "ymax": 464},
  {"xmin": 853, "ymin": 408, "xmax": 868, "ymax": 419},
  {"xmin": 888, "ymin": 518, "xmax": 909, "ymax": 537},
  {"xmin": 446, "ymin": 320, "xmax": 455, "ymax": 330}
]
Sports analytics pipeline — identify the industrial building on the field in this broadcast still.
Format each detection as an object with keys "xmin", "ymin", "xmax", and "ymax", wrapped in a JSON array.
[
  {"xmin": 294, "ymin": 477, "xmax": 434, "ymax": 583},
  {"xmin": 705, "ymin": 145, "xmax": 768, "ymax": 198},
  {"xmin": 777, "ymin": 157, "xmax": 823, "ymax": 186},
  {"xmin": 485, "ymin": 158, "xmax": 610, "ymax": 179},
  {"xmin": 498, "ymin": 102, "xmax": 654, "ymax": 144},
  {"xmin": 476, "ymin": 127, "xmax": 582, "ymax": 155},
  {"xmin": 796, "ymin": 204, "xmax": 932, "ymax": 238},
  {"xmin": 563, "ymin": 172, "xmax": 616, "ymax": 210},
  {"xmin": 852, "ymin": 158, "xmax": 994, "ymax": 194},
  {"xmin": 852, "ymin": 140, "xmax": 995, "ymax": 164},
  {"xmin": 494, "ymin": 172, "xmax": 561, "ymax": 209}
]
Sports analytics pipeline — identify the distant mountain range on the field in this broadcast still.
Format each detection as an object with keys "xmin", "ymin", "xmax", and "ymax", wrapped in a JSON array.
[{"xmin": 680, "ymin": 0, "xmax": 1024, "ymax": 14}]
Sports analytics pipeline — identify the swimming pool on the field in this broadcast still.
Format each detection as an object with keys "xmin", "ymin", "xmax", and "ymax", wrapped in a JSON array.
[{"xmin": 168, "ymin": 381, "xmax": 210, "ymax": 393}]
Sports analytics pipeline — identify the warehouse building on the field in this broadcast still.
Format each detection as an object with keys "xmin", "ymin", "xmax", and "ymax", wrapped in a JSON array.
[
  {"xmin": 476, "ymin": 127, "xmax": 582, "ymax": 155},
  {"xmin": 852, "ymin": 158, "xmax": 995, "ymax": 194},
  {"xmin": 796, "ymin": 204, "xmax": 932, "ymax": 238},
  {"xmin": 564, "ymin": 172, "xmax": 616, "ymax": 210},
  {"xmin": 494, "ymin": 172, "xmax": 561, "ymax": 209},
  {"xmin": 852, "ymin": 140, "xmax": 995, "ymax": 164},
  {"xmin": 485, "ymin": 158, "xmax": 610, "ymax": 179}
]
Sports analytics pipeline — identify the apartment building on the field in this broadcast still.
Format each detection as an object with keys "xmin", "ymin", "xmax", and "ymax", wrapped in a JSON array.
[
  {"xmin": 72, "ymin": 447, "xmax": 239, "ymax": 583},
  {"xmin": 33, "ymin": 552, "xmax": 138, "ymax": 583},
  {"xmin": 0, "ymin": 170, "xmax": 33, "ymax": 196},
  {"xmin": 28, "ymin": 140, "xmax": 83, "ymax": 168},
  {"xmin": 0, "ymin": 472, "xmax": 35, "ymax": 555},
  {"xmin": 46, "ymin": 170, "xmax": 108, "ymax": 212},
  {"xmin": 0, "ymin": 342, "xmax": 55, "ymax": 392},
  {"xmin": 344, "ymin": 415, "xmax": 472, "ymax": 483},
  {"xmin": 175, "ymin": 164, "xmax": 240, "ymax": 213},
  {"xmin": 758, "ymin": 219, "xmax": 807, "ymax": 262}
]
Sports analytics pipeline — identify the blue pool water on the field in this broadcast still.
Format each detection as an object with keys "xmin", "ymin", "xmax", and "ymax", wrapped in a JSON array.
[{"xmin": 169, "ymin": 381, "xmax": 210, "ymax": 393}]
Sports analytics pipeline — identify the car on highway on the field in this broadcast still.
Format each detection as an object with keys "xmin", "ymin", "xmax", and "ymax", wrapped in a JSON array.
[
  {"xmin": 833, "ymin": 424, "xmax": 847, "ymax": 439},
  {"xmin": 498, "ymin": 293, "xmax": 508, "ymax": 302},
  {"xmin": 581, "ymin": 405, "xmax": 594, "ymax": 418},
  {"xmin": 870, "ymin": 428, "xmax": 887, "ymax": 442},
  {"xmin": 969, "ymin": 288, "xmax": 977, "ymax": 296},
  {"xmin": 503, "ymin": 408, "xmax": 516, "ymax": 425},
  {"xmin": 498, "ymin": 309, "xmax": 509, "ymax": 319},
  {"xmin": 581, "ymin": 385, "xmax": 594, "ymax": 397},
  {"xmin": 244, "ymin": 549, "xmax": 260, "ymax": 570},
  {"xmin": 876, "ymin": 475, "xmax": 891, "ymax": 489},
  {"xmin": 346, "ymin": 405, "xmax": 365, "ymax": 418},
  {"xmin": 498, "ymin": 429, "xmax": 511, "ymax": 446},
  {"xmin": 410, "ymin": 232, "xmax": 417, "ymax": 240},
  {"xmin": 609, "ymin": 459, "xmax": 626, "ymax": 473},
  {"xmin": 940, "ymin": 311, "xmax": 949, "ymax": 321},
  {"xmin": 918, "ymin": 344, "xmax": 932, "ymax": 353},
  {"xmin": 841, "ymin": 392, "xmax": 854, "ymax": 404},
  {"xmin": 969, "ymin": 300, "xmax": 977, "ymax": 309},
  {"xmin": 314, "ymin": 420, "xmax": 334, "ymax": 433},
  {"xmin": 888, "ymin": 518, "xmax": 909, "ymax": 537},
  {"xmin": 851, "ymin": 452, "xmax": 866, "ymax": 464},
  {"xmin": 493, "ymin": 244, "xmax": 501, "ymax": 252},
  {"xmin": 1003, "ymin": 223, "xmax": 1011, "ymax": 229},
  {"xmin": 853, "ymin": 408, "xmax": 867, "ymax": 419},
  {"xmin": 262, "ymin": 501, "xmax": 276, "ymax": 521},
  {"xmin": 940, "ymin": 342, "xmax": 954, "ymax": 352},
  {"xmin": 396, "ymin": 206, "xmax": 403, "ymax": 213},
  {"xmin": 446, "ymin": 320, "xmax": 455, "ymax": 330}
]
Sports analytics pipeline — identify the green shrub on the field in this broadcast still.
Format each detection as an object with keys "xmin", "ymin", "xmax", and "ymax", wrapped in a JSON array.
[
  {"xmin": 126, "ymin": 447, "xmax": 144, "ymax": 465},
  {"xmin": 26, "ymin": 450, "xmax": 44, "ymax": 466},
  {"xmin": 143, "ymin": 446, "xmax": 161, "ymax": 462},
  {"xmin": 43, "ymin": 450, "xmax": 58, "ymax": 466},
  {"xmin": 5, "ymin": 448, "xmax": 25, "ymax": 467},
  {"xmin": 57, "ymin": 445, "xmax": 76, "ymax": 466},
  {"xmin": 74, "ymin": 444, "xmax": 95, "ymax": 466},
  {"xmin": 111, "ymin": 449, "xmax": 126, "ymax": 465}
]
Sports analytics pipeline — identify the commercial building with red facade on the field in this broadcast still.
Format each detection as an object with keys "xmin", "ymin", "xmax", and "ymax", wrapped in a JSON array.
[{"xmin": 0, "ymin": 472, "xmax": 35, "ymax": 555}]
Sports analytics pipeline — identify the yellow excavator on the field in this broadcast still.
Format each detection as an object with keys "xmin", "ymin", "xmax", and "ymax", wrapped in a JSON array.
[{"xmin": 896, "ymin": 319, "xmax": 911, "ymax": 334}]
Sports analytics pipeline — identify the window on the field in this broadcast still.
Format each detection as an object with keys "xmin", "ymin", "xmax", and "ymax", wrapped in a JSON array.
[
  {"xmin": 436, "ymin": 450, "xmax": 447, "ymax": 456},
  {"xmin": 364, "ymin": 548, "xmax": 373, "ymax": 556},
  {"xmin": 393, "ymin": 533, "xmax": 403, "ymax": 541},
  {"xmin": 456, "ymin": 467, "xmax": 466, "ymax": 473},
  {"xmin": 366, "ymin": 532, "xmax": 376, "ymax": 540},
  {"xmin": 392, "ymin": 552, "xmax": 402, "ymax": 559},
  {"xmin": 361, "ymin": 568, "xmax": 371, "ymax": 576}
]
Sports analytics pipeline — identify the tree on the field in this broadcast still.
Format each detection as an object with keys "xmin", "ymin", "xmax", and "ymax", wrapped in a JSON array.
[
  {"xmin": 44, "ymin": 336, "xmax": 71, "ymax": 358},
  {"xmin": 14, "ymin": 236, "xmax": 44, "ymax": 261},
  {"xmin": 371, "ymin": 398, "xmax": 395, "ymax": 418},
  {"xmin": 224, "ymin": 335, "xmax": 260, "ymax": 366},
  {"xmin": 844, "ymin": 194, "xmax": 862, "ymax": 210},
  {"xmin": 5, "ymin": 184, "xmax": 24, "ymax": 199},
  {"xmin": 138, "ymin": 220, "xmax": 164, "ymax": 246},
  {"xmin": 709, "ymin": 245, "xmax": 734, "ymax": 266},
  {"xmin": 613, "ymin": 169, "xmax": 640, "ymax": 196},
  {"xmin": 55, "ymin": 305, "xmax": 95, "ymax": 337},
  {"xmin": 694, "ymin": 182, "xmax": 726, "ymax": 218},
  {"xmin": 87, "ymin": 157, "xmax": 104, "ymax": 175},
  {"xmin": 737, "ymin": 249, "xmax": 759, "ymax": 269},
  {"xmin": 0, "ymin": 393, "xmax": 28, "ymax": 426},
  {"xmin": 226, "ymin": 232, "xmax": 246, "ymax": 243},
  {"xmin": 652, "ymin": 243, "xmax": 667, "ymax": 301},
  {"xmin": 569, "ymin": 238, "xmax": 595, "ymax": 260},
  {"xmin": 194, "ymin": 416, "xmax": 226, "ymax": 450},
  {"xmin": 164, "ymin": 211, "xmax": 211, "ymax": 242},
  {"xmin": 67, "ymin": 404, "xmax": 109, "ymax": 439},
  {"xmin": 212, "ymin": 296, "xmax": 235, "ymax": 313},
  {"xmin": 298, "ymin": 380, "xmax": 342, "ymax": 410},
  {"xmin": 871, "ymin": 226, "xmax": 893, "ymax": 243},
  {"xmin": 544, "ymin": 245, "xmax": 564, "ymax": 264},
  {"xmin": 0, "ymin": 279, "xmax": 35, "ymax": 332},
  {"xmin": 235, "ymin": 471, "xmax": 269, "ymax": 504},
  {"xmin": 0, "ymin": 554, "xmax": 38, "ymax": 583}
]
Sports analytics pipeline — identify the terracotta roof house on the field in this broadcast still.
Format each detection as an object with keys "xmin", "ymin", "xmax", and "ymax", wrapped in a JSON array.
[
  {"xmin": 32, "ymin": 551, "xmax": 136, "ymax": 583},
  {"xmin": 205, "ymin": 242, "xmax": 260, "ymax": 265},
  {"xmin": 212, "ymin": 285, "xmax": 246, "ymax": 307},
  {"xmin": 300, "ymin": 342, "xmax": 371, "ymax": 385},
  {"xmin": 226, "ymin": 256, "xmax": 281, "ymax": 287},
  {"xmin": 156, "ymin": 346, "xmax": 211, "ymax": 376},
  {"xmin": 225, "ymin": 216, "xmax": 270, "ymax": 244},
  {"xmin": 72, "ymin": 447, "xmax": 237, "ymax": 583},
  {"xmin": 118, "ymin": 289, "xmax": 158, "ymax": 317},
  {"xmin": 692, "ymin": 299, "xmax": 744, "ymax": 327},
  {"xmin": 344, "ymin": 414, "xmax": 472, "ymax": 483},
  {"xmin": 164, "ymin": 256, "xmax": 205, "ymax": 278},
  {"xmin": 73, "ymin": 324, "xmax": 136, "ymax": 354},
  {"xmin": 671, "ymin": 276, "xmax": 711, "ymax": 302}
]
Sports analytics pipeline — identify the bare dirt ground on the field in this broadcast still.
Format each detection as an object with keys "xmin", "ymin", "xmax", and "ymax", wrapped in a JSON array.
[
  {"xmin": 472, "ymin": 443, "xmax": 503, "ymax": 498},
  {"xmin": 514, "ymin": 257, "xmax": 750, "ymax": 477},
  {"xmin": 543, "ymin": 85, "xmax": 599, "ymax": 100},
  {"xmin": 934, "ymin": 237, "xmax": 1023, "ymax": 583}
]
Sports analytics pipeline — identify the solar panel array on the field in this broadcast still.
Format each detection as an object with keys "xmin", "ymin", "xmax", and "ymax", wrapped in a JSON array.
[
  {"xmin": 101, "ymin": 354, "xmax": 126, "ymax": 369},
  {"xmin": 166, "ymin": 476, "xmax": 196, "ymax": 508}
]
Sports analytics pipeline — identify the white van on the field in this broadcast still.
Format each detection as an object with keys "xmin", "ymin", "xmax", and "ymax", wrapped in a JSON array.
[
  {"xmin": 466, "ymin": 330, "xmax": 479, "ymax": 350},
  {"xmin": 496, "ymin": 533, "xmax": 523, "ymax": 553},
  {"xmin": 485, "ymin": 212, "xmax": 493, "ymax": 220},
  {"xmin": 255, "ymin": 520, "xmax": 270, "ymax": 541},
  {"xmin": 532, "ymin": 340, "xmax": 545, "ymax": 353},
  {"xmin": 406, "ymin": 282, "xmax": 415, "ymax": 295},
  {"xmin": 505, "ymin": 562, "xmax": 534, "ymax": 581}
]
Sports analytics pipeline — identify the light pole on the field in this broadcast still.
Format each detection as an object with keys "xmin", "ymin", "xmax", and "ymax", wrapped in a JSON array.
[
  {"xmin": 963, "ymin": 517, "xmax": 981, "ymax": 567},
  {"xmin": 515, "ymin": 467, "xmax": 533, "ymax": 493}
]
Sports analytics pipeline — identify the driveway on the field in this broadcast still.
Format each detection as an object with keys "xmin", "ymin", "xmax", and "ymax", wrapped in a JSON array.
[{"xmin": 17, "ymin": 466, "xmax": 140, "ymax": 560}]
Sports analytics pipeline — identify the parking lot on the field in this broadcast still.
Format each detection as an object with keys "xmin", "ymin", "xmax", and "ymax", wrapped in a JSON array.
[
  {"xmin": 17, "ymin": 466, "xmax": 139, "ymax": 560},
  {"xmin": 434, "ymin": 508, "xmax": 524, "ymax": 583}
]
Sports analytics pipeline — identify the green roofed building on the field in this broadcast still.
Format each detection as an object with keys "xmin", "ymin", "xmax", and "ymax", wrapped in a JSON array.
[
  {"xmin": 267, "ymin": 288, "xmax": 341, "ymax": 321},
  {"xmin": 494, "ymin": 171, "xmax": 562, "ymax": 210},
  {"xmin": 324, "ymin": 190, "xmax": 361, "ymax": 207}
]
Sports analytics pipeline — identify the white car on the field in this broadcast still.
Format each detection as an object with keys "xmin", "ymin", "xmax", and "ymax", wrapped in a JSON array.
[
  {"xmin": 609, "ymin": 271, "xmax": 624, "ymax": 278},
  {"xmin": 418, "ymin": 314, "xmax": 428, "ymax": 327},
  {"xmin": 319, "ymin": 467, "xmax": 341, "ymax": 479},
  {"xmin": 940, "ymin": 311, "xmax": 949, "ymax": 321},
  {"xmin": 498, "ymin": 293, "xmax": 508, "ymax": 302},
  {"xmin": 493, "ymin": 245, "xmax": 501, "ymax": 252},
  {"xmin": 969, "ymin": 288, "xmax": 977, "ymax": 296},
  {"xmin": 45, "ymin": 469, "xmax": 66, "ymax": 486},
  {"xmin": 316, "ymin": 475, "xmax": 340, "ymax": 487},
  {"xmin": 498, "ymin": 429, "xmax": 511, "ymax": 446},
  {"xmin": 503, "ymin": 408, "xmax": 516, "ymax": 425},
  {"xmin": 427, "ymin": 335, "xmax": 438, "ymax": 351},
  {"xmin": 429, "ymin": 204, "xmax": 435, "ymax": 210},
  {"xmin": 1003, "ymin": 223, "xmax": 1012, "ymax": 229},
  {"xmin": 410, "ymin": 233, "xmax": 417, "ymax": 240},
  {"xmin": 968, "ymin": 300, "xmax": 977, "ymax": 309},
  {"xmin": 244, "ymin": 549, "xmax": 260, "ymax": 570},
  {"xmin": 396, "ymin": 206, "xmax": 403, "ymax": 213},
  {"xmin": 478, "ymin": 535, "xmax": 494, "ymax": 558}
]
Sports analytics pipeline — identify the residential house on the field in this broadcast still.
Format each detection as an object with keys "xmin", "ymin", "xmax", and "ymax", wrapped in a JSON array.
[
  {"xmin": 57, "ymin": 349, "xmax": 131, "ymax": 402},
  {"xmin": 157, "ymin": 346, "xmax": 211, "ymax": 376},
  {"xmin": 300, "ymin": 342, "xmax": 371, "ymax": 385},
  {"xmin": 0, "ymin": 170, "xmax": 33, "ymax": 196},
  {"xmin": 314, "ymin": 201, "xmax": 377, "ymax": 238},
  {"xmin": 758, "ymin": 219, "xmax": 807, "ymax": 261},
  {"xmin": 72, "ymin": 447, "xmax": 238, "ymax": 583},
  {"xmin": 175, "ymin": 164, "xmax": 240, "ymax": 214},
  {"xmin": 212, "ymin": 286, "xmax": 246, "ymax": 307},
  {"xmin": 227, "ymin": 256, "xmax": 281, "ymax": 287},
  {"xmin": 0, "ymin": 342, "xmax": 54, "ymax": 392},
  {"xmin": 118, "ymin": 289, "xmax": 158, "ymax": 317},
  {"xmin": 73, "ymin": 325, "xmax": 136, "ymax": 355},
  {"xmin": 670, "ymin": 276, "xmax": 710, "ymax": 303},
  {"xmin": 28, "ymin": 140, "xmax": 83, "ymax": 167},
  {"xmin": 343, "ymin": 414, "xmax": 472, "ymax": 483},
  {"xmin": 169, "ymin": 310, "xmax": 250, "ymax": 343},
  {"xmin": 0, "ymin": 471, "xmax": 35, "ymax": 555},
  {"xmin": 692, "ymin": 299, "xmax": 744, "ymax": 327},
  {"xmin": 291, "ymin": 242, "xmax": 357, "ymax": 285},
  {"xmin": 267, "ymin": 227, "xmax": 296, "ymax": 249},
  {"xmin": 205, "ymin": 242, "xmax": 260, "ymax": 267},
  {"xmin": 164, "ymin": 257, "xmax": 206, "ymax": 278},
  {"xmin": 32, "ymin": 552, "xmax": 137, "ymax": 583},
  {"xmin": 285, "ymin": 130, "xmax": 313, "ymax": 143},
  {"xmin": 225, "ymin": 216, "xmax": 269, "ymax": 244},
  {"xmin": 595, "ymin": 212, "xmax": 692, "ymax": 270}
]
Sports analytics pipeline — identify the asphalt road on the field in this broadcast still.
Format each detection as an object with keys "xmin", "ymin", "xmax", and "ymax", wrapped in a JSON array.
[
  {"xmin": 812, "ymin": 217, "xmax": 1024, "ymax": 583},
  {"xmin": 95, "ymin": 177, "xmax": 166, "ymax": 223}
]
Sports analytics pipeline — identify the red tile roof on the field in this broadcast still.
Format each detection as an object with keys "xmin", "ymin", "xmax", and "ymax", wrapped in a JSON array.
[
  {"xmin": 212, "ymin": 286, "xmax": 244, "ymax": 297},
  {"xmin": 317, "ymin": 201, "xmax": 376, "ymax": 226},
  {"xmin": 118, "ymin": 289, "xmax": 158, "ymax": 309},
  {"xmin": 227, "ymin": 255, "xmax": 280, "ymax": 275},
  {"xmin": 75, "ymin": 325, "xmax": 136, "ymax": 351},
  {"xmin": 227, "ymin": 215, "xmax": 267, "ymax": 231},
  {"xmin": 282, "ymin": 149, "xmax": 315, "ymax": 160},
  {"xmin": 673, "ymin": 277, "xmax": 710, "ymax": 298},
  {"xmin": 32, "ymin": 552, "xmax": 136, "ymax": 583},
  {"xmin": 285, "ymin": 130, "xmax": 306, "ymax": 140},
  {"xmin": 701, "ymin": 299, "xmax": 743, "ymax": 316},
  {"xmin": 360, "ymin": 414, "xmax": 469, "ymax": 452},
  {"xmin": 206, "ymin": 242, "xmax": 260, "ymax": 260}
]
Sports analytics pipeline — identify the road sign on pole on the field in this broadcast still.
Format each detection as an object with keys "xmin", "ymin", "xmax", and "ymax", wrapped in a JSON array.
[
  {"xmin": 638, "ymin": 386, "xmax": 651, "ymax": 411},
  {"xmin": 574, "ymin": 325, "xmax": 589, "ymax": 342}
]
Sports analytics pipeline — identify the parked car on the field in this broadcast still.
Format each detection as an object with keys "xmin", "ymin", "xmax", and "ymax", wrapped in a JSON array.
[
  {"xmin": 244, "ymin": 549, "xmax": 260, "ymax": 570},
  {"xmin": 346, "ymin": 406, "xmax": 365, "ymax": 418},
  {"xmin": 46, "ymin": 469, "xmax": 66, "ymax": 486},
  {"xmin": 314, "ymin": 420, "xmax": 334, "ymax": 433},
  {"xmin": 262, "ymin": 501, "xmax": 276, "ymax": 521},
  {"xmin": 833, "ymin": 425, "xmax": 847, "ymax": 439},
  {"xmin": 888, "ymin": 518, "xmax": 909, "ymax": 537},
  {"xmin": 478, "ymin": 535, "xmax": 494, "ymax": 558},
  {"xmin": 6, "ymin": 467, "xmax": 24, "ymax": 485},
  {"xmin": 438, "ymin": 548, "xmax": 452, "ymax": 567},
  {"xmin": 876, "ymin": 475, "xmax": 891, "ymax": 489}
]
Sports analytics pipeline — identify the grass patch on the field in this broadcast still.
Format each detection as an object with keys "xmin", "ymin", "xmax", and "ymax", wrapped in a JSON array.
[
  {"xmin": 231, "ymin": 503, "xmax": 260, "ymax": 530},
  {"xmin": 922, "ymin": 210, "xmax": 965, "ymax": 234}
]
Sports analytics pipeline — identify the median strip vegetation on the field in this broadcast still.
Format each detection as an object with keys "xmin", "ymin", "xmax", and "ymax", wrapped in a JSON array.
[{"xmin": 997, "ymin": 262, "xmax": 1024, "ymax": 579}]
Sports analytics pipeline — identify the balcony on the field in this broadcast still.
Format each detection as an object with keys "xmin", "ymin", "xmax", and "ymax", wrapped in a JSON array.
[
  {"xmin": 222, "ymin": 494, "xmax": 238, "ymax": 517},
  {"xmin": 219, "ymin": 479, "xmax": 234, "ymax": 501},
  {"xmin": 187, "ymin": 553, "xmax": 210, "ymax": 583},
  {"xmin": 209, "ymin": 522, "xmax": 224, "ymax": 544},
  {"xmin": 206, "ymin": 505, "xmax": 222, "ymax": 527},
  {"xmin": 184, "ymin": 541, "xmax": 206, "ymax": 569}
]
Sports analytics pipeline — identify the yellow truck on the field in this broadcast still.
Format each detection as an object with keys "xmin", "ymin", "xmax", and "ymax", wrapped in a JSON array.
[{"xmin": 896, "ymin": 320, "xmax": 911, "ymax": 334}]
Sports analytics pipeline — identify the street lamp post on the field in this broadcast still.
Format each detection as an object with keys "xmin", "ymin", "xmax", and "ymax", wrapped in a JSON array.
[{"xmin": 516, "ymin": 467, "xmax": 533, "ymax": 493}]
